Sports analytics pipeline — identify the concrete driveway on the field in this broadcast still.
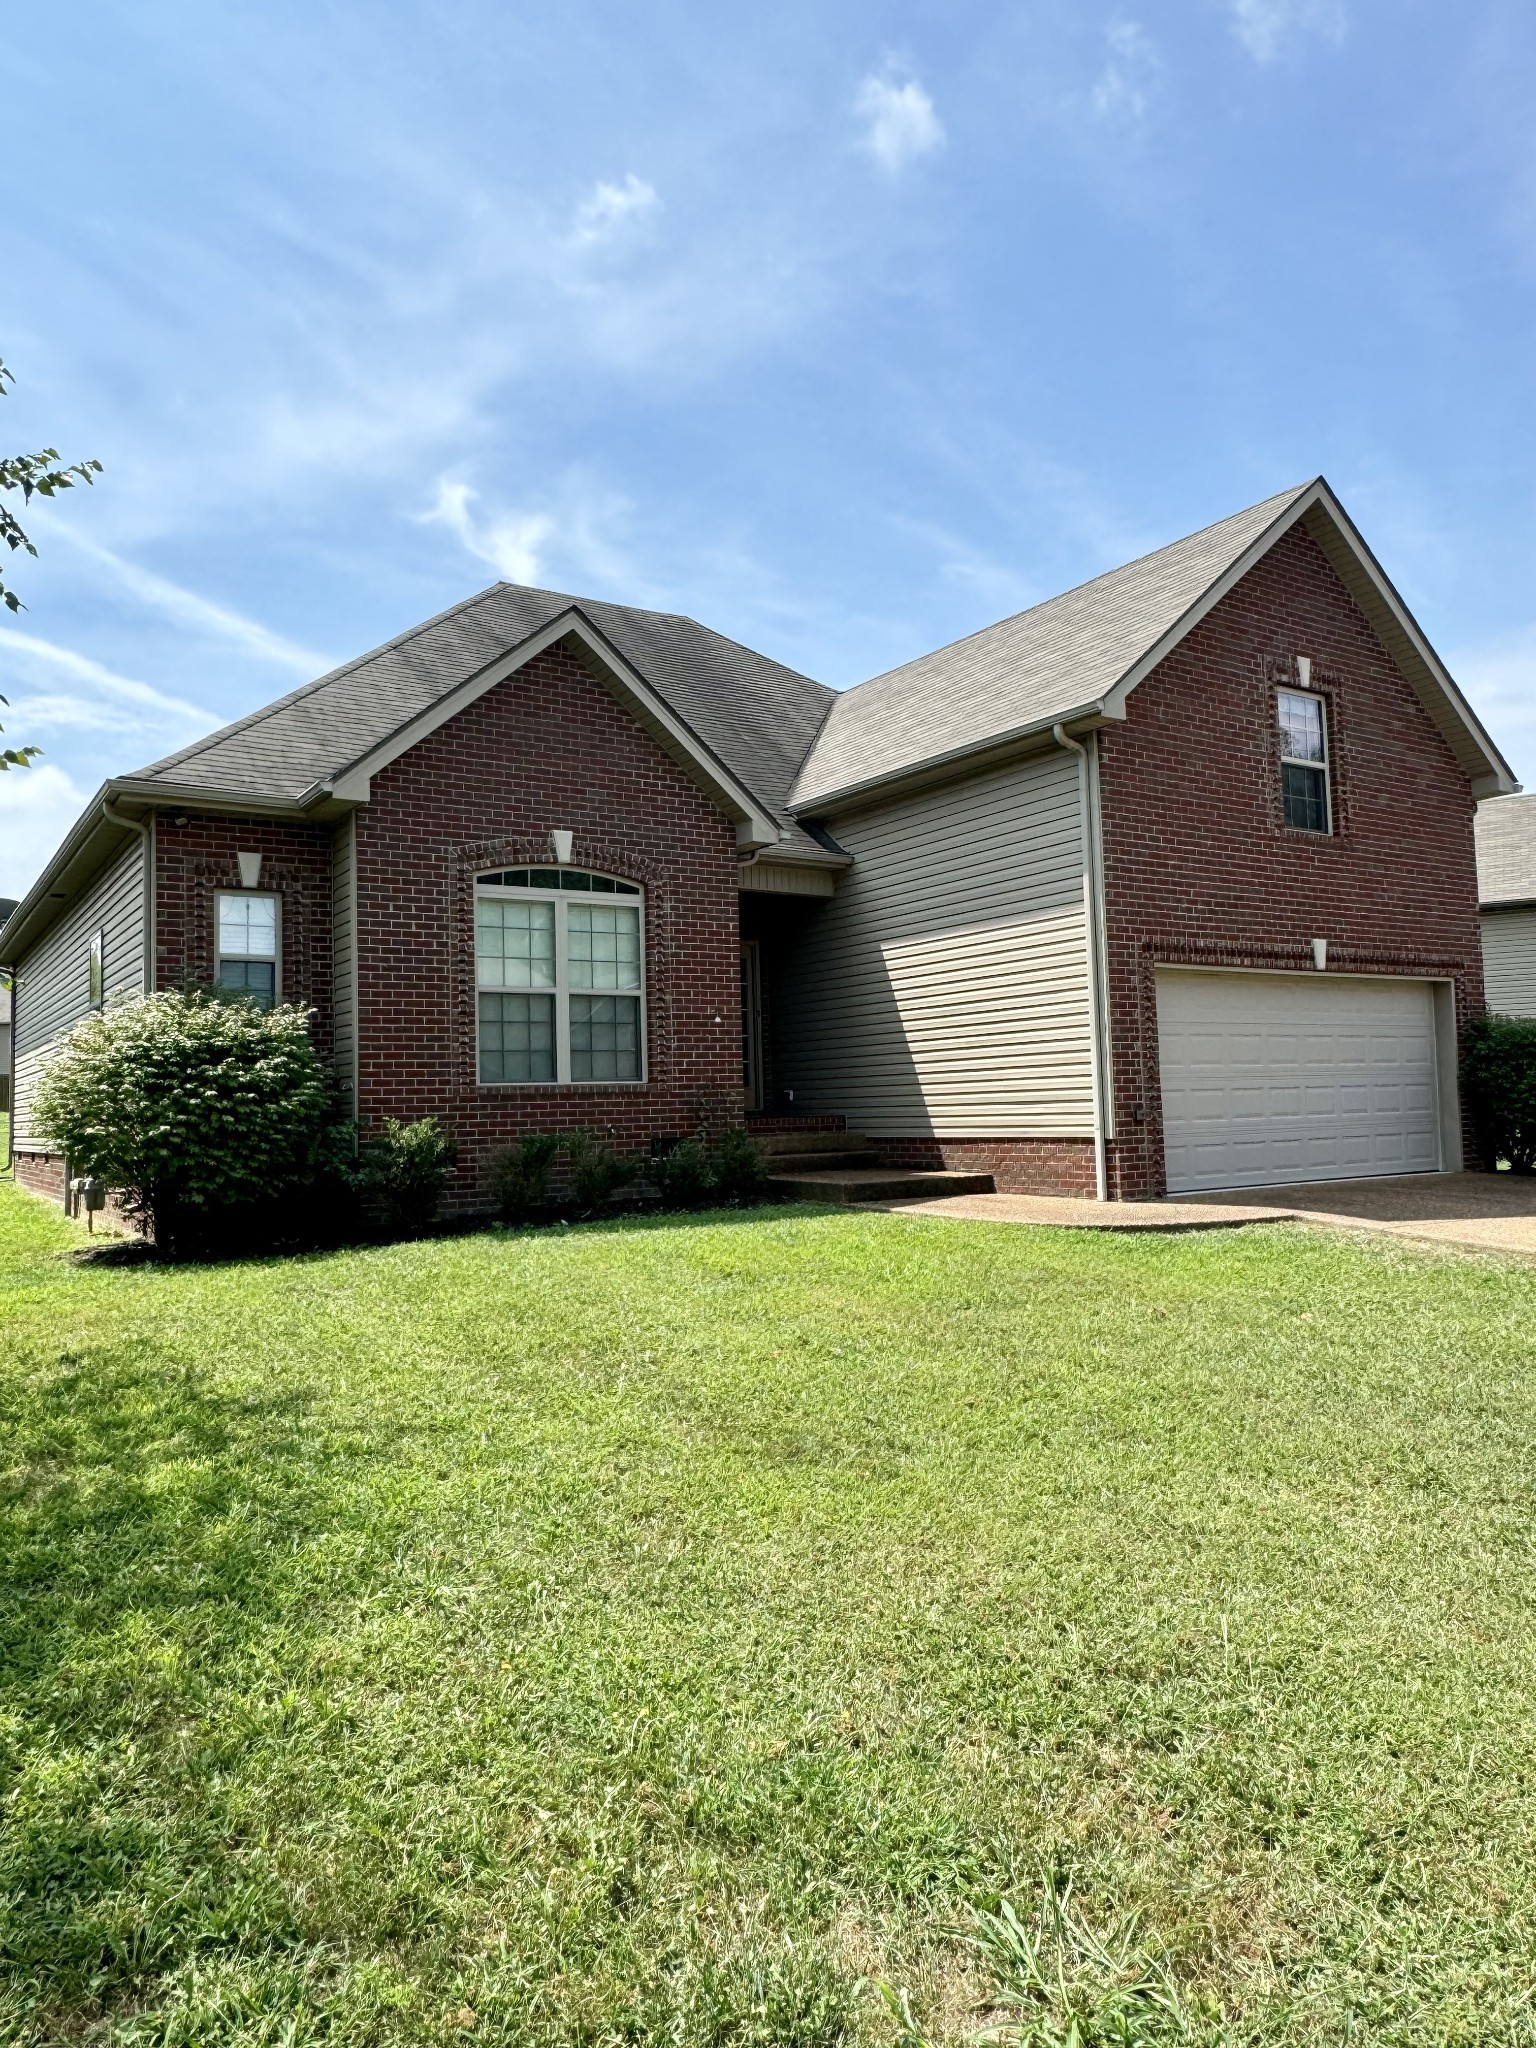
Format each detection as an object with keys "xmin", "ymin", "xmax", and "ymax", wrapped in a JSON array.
[{"xmin": 866, "ymin": 1172, "xmax": 1536, "ymax": 1256}]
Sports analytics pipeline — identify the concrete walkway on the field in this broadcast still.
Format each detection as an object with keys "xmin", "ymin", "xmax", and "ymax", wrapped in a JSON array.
[{"xmin": 864, "ymin": 1172, "xmax": 1536, "ymax": 1256}]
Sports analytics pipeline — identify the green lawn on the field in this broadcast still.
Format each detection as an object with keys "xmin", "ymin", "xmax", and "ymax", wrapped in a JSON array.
[{"xmin": 4, "ymin": 1187, "xmax": 1536, "ymax": 2046}]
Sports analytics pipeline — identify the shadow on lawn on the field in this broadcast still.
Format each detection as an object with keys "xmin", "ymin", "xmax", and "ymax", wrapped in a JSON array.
[{"xmin": 0, "ymin": 1343, "xmax": 343, "ymax": 2027}]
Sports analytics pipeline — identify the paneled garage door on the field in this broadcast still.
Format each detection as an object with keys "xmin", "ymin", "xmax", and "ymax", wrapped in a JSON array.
[{"xmin": 1156, "ymin": 971, "xmax": 1441, "ymax": 1194}]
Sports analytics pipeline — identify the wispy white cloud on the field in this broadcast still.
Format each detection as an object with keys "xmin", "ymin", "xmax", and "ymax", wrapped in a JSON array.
[
  {"xmin": 1092, "ymin": 21, "xmax": 1159, "ymax": 120},
  {"xmin": 1229, "ymin": 0, "xmax": 1345, "ymax": 64},
  {"xmin": 421, "ymin": 474, "xmax": 641, "ymax": 596},
  {"xmin": 0, "ymin": 762, "xmax": 92, "ymax": 898},
  {"xmin": 855, "ymin": 67, "xmax": 945, "ymax": 174},
  {"xmin": 0, "ymin": 629, "xmax": 217, "ymax": 731},
  {"xmin": 570, "ymin": 173, "xmax": 661, "ymax": 247},
  {"xmin": 423, "ymin": 479, "xmax": 554, "ymax": 585},
  {"xmin": 53, "ymin": 531, "xmax": 331, "ymax": 675}
]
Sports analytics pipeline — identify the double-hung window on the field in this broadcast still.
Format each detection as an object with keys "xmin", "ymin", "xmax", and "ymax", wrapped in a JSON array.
[
  {"xmin": 476, "ymin": 868, "xmax": 645, "ymax": 1085},
  {"xmin": 216, "ymin": 891, "xmax": 279, "ymax": 1007},
  {"xmin": 1277, "ymin": 688, "xmax": 1331, "ymax": 833}
]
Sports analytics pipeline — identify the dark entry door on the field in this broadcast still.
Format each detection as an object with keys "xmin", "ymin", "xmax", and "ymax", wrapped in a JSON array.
[{"xmin": 740, "ymin": 941, "xmax": 764, "ymax": 1112}]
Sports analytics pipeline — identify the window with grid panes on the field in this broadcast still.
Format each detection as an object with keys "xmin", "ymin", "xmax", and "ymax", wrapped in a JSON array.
[{"xmin": 475, "ymin": 869, "xmax": 644, "ymax": 1083}]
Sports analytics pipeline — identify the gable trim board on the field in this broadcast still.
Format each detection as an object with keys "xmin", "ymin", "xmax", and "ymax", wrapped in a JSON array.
[
  {"xmin": 788, "ymin": 478, "xmax": 1515, "ymax": 816},
  {"xmin": 324, "ymin": 608, "xmax": 783, "ymax": 852}
]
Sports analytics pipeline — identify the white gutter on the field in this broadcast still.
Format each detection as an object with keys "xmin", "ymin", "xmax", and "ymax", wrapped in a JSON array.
[{"xmin": 1053, "ymin": 724, "xmax": 1109, "ymax": 1202}]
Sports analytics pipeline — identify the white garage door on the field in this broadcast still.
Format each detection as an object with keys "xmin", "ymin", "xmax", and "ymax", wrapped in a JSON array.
[{"xmin": 1157, "ymin": 971, "xmax": 1441, "ymax": 1194}]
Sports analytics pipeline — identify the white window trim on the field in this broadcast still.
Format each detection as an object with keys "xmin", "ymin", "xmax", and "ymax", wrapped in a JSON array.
[
  {"xmin": 88, "ymin": 927, "xmax": 105, "ymax": 1009},
  {"xmin": 1277, "ymin": 686, "xmax": 1332, "ymax": 834},
  {"xmin": 475, "ymin": 873, "xmax": 647, "ymax": 1087},
  {"xmin": 215, "ymin": 888, "xmax": 282, "ymax": 1004}
]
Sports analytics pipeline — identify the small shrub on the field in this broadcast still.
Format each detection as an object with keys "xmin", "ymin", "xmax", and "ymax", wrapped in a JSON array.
[
  {"xmin": 711, "ymin": 1125, "xmax": 769, "ymax": 1203},
  {"xmin": 489, "ymin": 1132, "xmax": 561, "ymax": 1223},
  {"xmin": 31, "ymin": 989, "xmax": 334, "ymax": 1253},
  {"xmin": 355, "ymin": 1116, "xmax": 458, "ymax": 1234},
  {"xmin": 1462, "ymin": 1012, "xmax": 1536, "ymax": 1173},
  {"xmin": 565, "ymin": 1129, "xmax": 638, "ymax": 1215},
  {"xmin": 651, "ymin": 1137, "xmax": 717, "ymax": 1208}
]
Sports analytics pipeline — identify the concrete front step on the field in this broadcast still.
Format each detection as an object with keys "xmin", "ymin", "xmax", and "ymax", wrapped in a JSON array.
[
  {"xmin": 761, "ymin": 1148, "xmax": 880, "ymax": 1173},
  {"xmin": 768, "ymin": 1167, "xmax": 997, "ymax": 1204},
  {"xmin": 753, "ymin": 1129, "xmax": 873, "ymax": 1160}
]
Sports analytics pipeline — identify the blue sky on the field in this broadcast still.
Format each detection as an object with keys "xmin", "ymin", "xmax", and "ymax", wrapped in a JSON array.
[{"xmin": 4, "ymin": 0, "xmax": 1535, "ymax": 895}]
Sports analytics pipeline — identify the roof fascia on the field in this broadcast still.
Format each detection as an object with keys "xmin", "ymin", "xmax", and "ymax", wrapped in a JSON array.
[
  {"xmin": 788, "ymin": 700, "xmax": 1107, "ymax": 818},
  {"xmin": 326, "ymin": 608, "xmax": 783, "ymax": 851},
  {"xmin": 0, "ymin": 778, "xmax": 328, "ymax": 964},
  {"xmin": 1099, "ymin": 479, "xmax": 1517, "ymax": 798},
  {"xmin": 1295, "ymin": 488, "xmax": 1517, "ymax": 798},
  {"xmin": 1097, "ymin": 482, "xmax": 1322, "ymax": 720},
  {"xmin": 2, "ymin": 783, "xmax": 129, "ymax": 963}
]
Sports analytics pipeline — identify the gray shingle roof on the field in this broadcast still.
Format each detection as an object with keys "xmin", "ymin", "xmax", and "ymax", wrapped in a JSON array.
[
  {"xmin": 789, "ymin": 482, "xmax": 1315, "ymax": 810},
  {"xmin": 126, "ymin": 582, "xmax": 836, "ymax": 852},
  {"xmin": 1476, "ymin": 795, "xmax": 1536, "ymax": 907}
]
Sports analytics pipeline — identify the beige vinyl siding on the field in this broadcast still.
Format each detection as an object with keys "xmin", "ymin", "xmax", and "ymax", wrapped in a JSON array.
[
  {"xmin": 1482, "ymin": 908, "xmax": 1536, "ymax": 1017},
  {"xmin": 13, "ymin": 838, "xmax": 146, "ymax": 1150},
  {"xmin": 738, "ymin": 860, "xmax": 838, "ymax": 898},
  {"xmin": 331, "ymin": 815, "xmax": 359, "ymax": 1109},
  {"xmin": 771, "ymin": 749, "xmax": 1095, "ymax": 1136}
]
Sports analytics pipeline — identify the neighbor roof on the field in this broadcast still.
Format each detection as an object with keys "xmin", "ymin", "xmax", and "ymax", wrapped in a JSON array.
[
  {"xmin": 125, "ymin": 581, "xmax": 836, "ymax": 854},
  {"xmin": 790, "ymin": 478, "xmax": 1516, "ymax": 811},
  {"xmin": 1476, "ymin": 794, "xmax": 1536, "ymax": 907}
]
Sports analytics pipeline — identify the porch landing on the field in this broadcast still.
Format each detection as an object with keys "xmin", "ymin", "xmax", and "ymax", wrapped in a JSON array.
[{"xmin": 755, "ymin": 1125, "xmax": 996, "ymax": 1205}]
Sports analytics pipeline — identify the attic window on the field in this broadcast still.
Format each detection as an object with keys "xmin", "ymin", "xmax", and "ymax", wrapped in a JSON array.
[{"xmin": 1277, "ymin": 688, "xmax": 1331, "ymax": 834}]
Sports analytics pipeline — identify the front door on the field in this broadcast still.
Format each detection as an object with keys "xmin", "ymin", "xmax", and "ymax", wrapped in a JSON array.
[{"xmin": 740, "ymin": 941, "xmax": 764, "ymax": 1112}]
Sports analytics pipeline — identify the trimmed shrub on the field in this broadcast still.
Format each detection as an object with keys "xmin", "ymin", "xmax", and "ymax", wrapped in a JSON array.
[
  {"xmin": 489, "ymin": 1133, "xmax": 561, "ymax": 1224},
  {"xmin": 651, "ymin": 1137, "xmax": 716, "ymax": 1208},
  {"xmin": 648, "ymin": 1127, "xmax": 770, "ymax": 1211},
  {"xmin": 31, "ymin": 990, "xmax": 333, "ymax": 1252},
  {"xmin": 1462, "ymin": 1012, "xmax": 1536, "ymax": 1173},
  {"xmin": 566, "ymin": 1129, "xmax": 639, "ymax": 1215},
  {"xmin": 354, "ymin": 1116, "xmax": 458, "ymax": 1234},
  {"xmin": 711, "ymin": 1126, "xmax": 769, "ymax": 1203}
]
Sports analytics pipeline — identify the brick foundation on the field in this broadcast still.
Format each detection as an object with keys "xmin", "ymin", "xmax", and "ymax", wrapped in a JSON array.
[
  {"xmin": 873, "ymin": 1135, "xmax": 1099, "ymax": 1197},
  {"xmin": 13, "ymin": 1149, "xmax": 66, "ymax": 1202},
  {"xmin": 11, "ymin": 1150, "xmax": 142, "ymax": 1234}
]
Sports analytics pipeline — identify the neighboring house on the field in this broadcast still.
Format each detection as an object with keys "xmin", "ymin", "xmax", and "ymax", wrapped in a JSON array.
[
  {"xmin": 0, "ymin": 900, "xmax": 13, "ymax": 1113},
  {"xmin": 1, "ymin": 477, "xmax": 1515, "ymax": 1208},
  {"xmin": 1475, "ymin": 794, "xmax": 1536, "ymax": 1015}
]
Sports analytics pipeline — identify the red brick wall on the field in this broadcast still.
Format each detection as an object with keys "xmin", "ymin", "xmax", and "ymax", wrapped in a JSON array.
[
  {"xmin": 154, "ymin": 813, "xmax": 335, "ymax": 1054},
  {"xmin": 872, "ymin": 1136, "xmax": 1098, "ymax": 1197},
  {"xmin": 355, "ymin": 640, "xmax": 744, "ymax": 1209},
  {"xmin": 1097, "ymin": 520, "xmax": 1484, "ymax": 1198}
]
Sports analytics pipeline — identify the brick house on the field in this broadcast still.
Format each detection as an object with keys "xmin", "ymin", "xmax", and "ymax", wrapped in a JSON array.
[{"xmin": 2, "ymin": 478, "xmax": 1514, "ymax": 1210}]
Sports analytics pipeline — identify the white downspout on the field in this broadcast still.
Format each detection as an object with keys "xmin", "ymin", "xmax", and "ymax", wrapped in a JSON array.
[
  {"xmin": 1053, "ymin": 724, "xmax": 1108, "ymax": 1202},
  {"xmin": 101, "ymin": 799, "xmax": 154, "ymax": 996}
]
